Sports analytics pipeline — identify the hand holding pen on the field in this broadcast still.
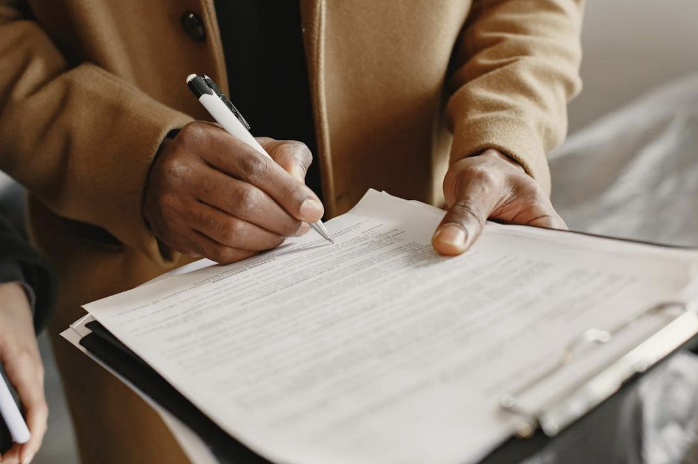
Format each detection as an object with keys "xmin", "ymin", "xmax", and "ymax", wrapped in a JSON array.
[
  {"xmin": 143, "ymin": 122, "xmax": 326, "ymax": 263},
  {"xmin": 142, "ymin": 77, "xmax": 331, "ymax": 264},
  {"xmin": 186, "ymin": 75, "xmax": 332, "ymax": 243}
]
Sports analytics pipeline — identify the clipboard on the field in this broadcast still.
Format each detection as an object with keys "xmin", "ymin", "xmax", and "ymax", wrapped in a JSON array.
[
  {"xmin": 498, "ymin": 300, "xmax": 698, "ymax": 439},
  {"xmin": 66, "ymin": 300, "xmax": 698, "ymax": 464}
]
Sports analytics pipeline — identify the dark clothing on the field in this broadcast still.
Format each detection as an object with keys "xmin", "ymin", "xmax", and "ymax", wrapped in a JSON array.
[
  {"xmin": 0, "ymin": 260, "xmax": 36, "ymax": 314},
  {"xmin": 213, "ymin": 0, "xmax": 323, "ymax": 204},
  {"xmin": 0, "ymin": 214, "xmax": 56, "ymax": 332}
]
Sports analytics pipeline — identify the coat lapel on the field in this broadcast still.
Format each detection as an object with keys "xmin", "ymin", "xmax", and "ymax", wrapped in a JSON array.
[{"xmin": 299, "ymin": 0, "xmax": 338, "ymax": 216}]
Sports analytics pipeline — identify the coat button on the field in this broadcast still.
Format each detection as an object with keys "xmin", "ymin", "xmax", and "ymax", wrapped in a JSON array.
[{"xmin": 181, "ymin": 11, "xmax": 206, "ymax": 42}]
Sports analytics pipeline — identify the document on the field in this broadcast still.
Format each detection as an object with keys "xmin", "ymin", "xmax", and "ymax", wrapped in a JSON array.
[{"xmin": 82, "ymin": 190, "xmax": 698, "ymax": 464}]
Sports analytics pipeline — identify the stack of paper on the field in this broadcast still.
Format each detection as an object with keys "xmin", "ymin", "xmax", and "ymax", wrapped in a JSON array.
[{"xmin": 63, "ymin": 190, "xmax": 698, "ymax": 464}]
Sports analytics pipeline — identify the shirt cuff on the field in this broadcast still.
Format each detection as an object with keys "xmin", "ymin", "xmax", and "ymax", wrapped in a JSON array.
[{"xmin": 0, "ymin": 260, "xmax": 37, "ymax": 314}]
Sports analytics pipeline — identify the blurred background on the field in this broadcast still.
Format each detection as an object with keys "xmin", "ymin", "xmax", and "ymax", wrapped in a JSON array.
[
  {"xmin": 0, "ymin": 0, "xmax": 697, "ymax": 462},
  {"xmin": 568, "ymin": 0, "xmax": 698, "ymax": 134}
]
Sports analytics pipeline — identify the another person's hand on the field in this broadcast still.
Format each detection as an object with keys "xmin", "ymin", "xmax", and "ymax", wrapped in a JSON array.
[
  {"xmin": 143, "ymin": 122, "xmax": 324, "ymax": 264},
  {"xmin": 0, "ymin": 282, "xmax": 47, "ymax": 464},
  {"xmin": 432, "ymin": 149, "xmax": 567, "ymax": 255}
]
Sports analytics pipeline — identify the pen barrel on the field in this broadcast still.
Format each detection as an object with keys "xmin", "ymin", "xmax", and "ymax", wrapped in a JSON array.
[{"xmin": 198, "ymin": 94, "xmax": 270, "ymax": 159}]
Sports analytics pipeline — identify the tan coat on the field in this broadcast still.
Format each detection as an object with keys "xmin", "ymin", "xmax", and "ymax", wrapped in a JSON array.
[{"xmin": 0, "ymin": 0, "xmax": 583, "ymax": 462}]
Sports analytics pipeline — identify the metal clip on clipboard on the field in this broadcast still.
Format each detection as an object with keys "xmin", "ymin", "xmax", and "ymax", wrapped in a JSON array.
[{"xmin": 499, "ymin": 301, "xmax": 698, "ymax": 438}]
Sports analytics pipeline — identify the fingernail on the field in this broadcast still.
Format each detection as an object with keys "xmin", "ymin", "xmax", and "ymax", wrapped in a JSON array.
[
  {"xmin": 23, "ymin": 454, "xmax": 34, "ymax": 464},
  {"xmin": 300, "ymin": 198, "xmax": 323, "ymax": 222},
  {"xmin": 295, "ymin": 222, "xmax": 311, "ymax": 236},
  {"xmin": 433, "ymin": 224, "xmax": 467, "ymax": 253}
]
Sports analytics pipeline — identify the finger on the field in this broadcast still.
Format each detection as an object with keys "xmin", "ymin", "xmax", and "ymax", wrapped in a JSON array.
[
  {"xmin": 195, "ymin": 168, "xmax": 302, "ymax": 236},
  {"xmin": 261, "ymin": 139, "xmax": 313, "ymax": 183},
  {"xmin": 180, "ymin": 228, "xmax": 257, "ymax": 264},
  {"xmin": 19, "ymin": 398, "xmax": 48, "ymax": 464},
  {"xmin": 295, "ymin": 222, "xmax": 311, "ymax": 236},
  {"xmin": 201, "ymin": 131, "xmax": 324, "ymax": 223},
  {"xmin": 2, "ymin": 444, "xmax": 21, "ymax": 464},
  {"xmin": 432, "ymin": 169, "xmax": 501, "ymax": 256},
  {"xmin": 185, "ymin": 202, "xmax": 286, "ymax": 251},
  {"xmin": 3, "ymin": 351, "xmax": 46, "ymax": 464}
]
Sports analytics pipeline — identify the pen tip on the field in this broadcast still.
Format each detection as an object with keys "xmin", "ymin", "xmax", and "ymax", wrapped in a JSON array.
[{"xmin": 186, "ymin": 74, "xmax": 197, "ymax": 83}]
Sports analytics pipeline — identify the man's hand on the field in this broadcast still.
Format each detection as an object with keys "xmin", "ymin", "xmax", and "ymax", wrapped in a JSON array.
[
  {"xmin": 0, "ymin": 282, "xmax": 47, "ymax": 464},
  {"xmin": 432, "ymin": 149, "xmax": 567, "ymax": 255},
  {"xmin": 143, "ymin": 122, "xmax": 324, "ymax": 264}
]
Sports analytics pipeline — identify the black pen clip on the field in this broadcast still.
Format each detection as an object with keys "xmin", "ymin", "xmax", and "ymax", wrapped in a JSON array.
[{"xmin": 201, "ymin": 75, "xmax": 251, "ymax": 131}]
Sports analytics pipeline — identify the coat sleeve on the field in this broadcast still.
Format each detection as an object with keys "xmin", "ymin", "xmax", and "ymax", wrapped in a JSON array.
[
  {"xmin": 0, "ymin": 1, "xmax": 193, "ymax": 264},
  {"xmin": 446, "ymin": 0, "xmax": 584, "ymax": 194},
  {"xmin": 0, "ymin": 215, "xmax": 56, "ymax": 333}
]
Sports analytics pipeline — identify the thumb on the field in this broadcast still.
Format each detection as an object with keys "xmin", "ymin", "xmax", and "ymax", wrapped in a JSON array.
[{"xmin": 432, "ymin": 173, "xmax": 501, "ymax": 256}]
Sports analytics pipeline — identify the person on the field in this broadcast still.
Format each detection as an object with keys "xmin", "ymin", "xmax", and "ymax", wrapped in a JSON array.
[
  {"xmin": 0, "ymin": 214, "xmax": 55, "ymax": 464},
  {"xmin": 0, "ymin": 0, "xmax": 583, "ymax": 462}
]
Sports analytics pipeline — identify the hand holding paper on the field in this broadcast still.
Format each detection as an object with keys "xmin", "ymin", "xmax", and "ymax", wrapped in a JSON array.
[
  {"xmin": 433, "ymin": 149, "xmax": 566, "ymax": 255},
  {"xmin": 0, "ymin": 283, "xmax": 45, "ymax": 464}
]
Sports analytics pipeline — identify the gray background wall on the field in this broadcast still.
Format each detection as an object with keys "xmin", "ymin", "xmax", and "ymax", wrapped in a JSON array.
[
  {"xmin": 0, "ymin": 1, "xmax": 696, "ymax": 463},
  {"xmin": 568, "ymin": 0, "xmax": 698, "ymax": 133}
]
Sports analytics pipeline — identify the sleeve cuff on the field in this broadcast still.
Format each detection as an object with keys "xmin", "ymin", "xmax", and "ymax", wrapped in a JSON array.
[
  {"xmin": 0, "ymin": 260, "xmax": 38, "ymax": 322},
  {"xmin": 450, "ymin": 115, "xmax": 552, "ymax": 195}
]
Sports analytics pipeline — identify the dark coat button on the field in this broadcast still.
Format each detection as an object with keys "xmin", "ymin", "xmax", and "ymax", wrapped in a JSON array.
[{"xmin": 181, "ymin": 11, "xmax": 206, "ymax": 42}]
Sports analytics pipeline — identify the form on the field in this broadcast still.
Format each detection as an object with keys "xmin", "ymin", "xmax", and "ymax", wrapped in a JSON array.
[{"xmin": 82, "ymin": 190, "xmax": 698, "ymax": 464}]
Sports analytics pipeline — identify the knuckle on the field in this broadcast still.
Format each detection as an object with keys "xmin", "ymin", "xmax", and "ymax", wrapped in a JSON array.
[
  {"xmin": 214, "ymin": 247, "xmax": 240, "ymax": 265},
  {"xmin": 467, "ymin": 165, "xmax": 500, "ymax": 189},
  {"xmin": 221, "ymin": 219, "xmax": 244, "ymax": 244},
  {"xmin": 239, "ymin": 153, "xmax": 269, "ymax": 181},
  {"xmin": 178, "ymin": 122, "xmax": 206, "ymax": 145},
  {"xmin": 233, "ymin": 185, "xmax": 259, "ymax": 213},
  {"xmin": 287, "ymin": 141, "xmax": 313, "ymax": 166},
  {"xmin": 158, "ymin": 156, "xmax": 189, "ymax": 182}
]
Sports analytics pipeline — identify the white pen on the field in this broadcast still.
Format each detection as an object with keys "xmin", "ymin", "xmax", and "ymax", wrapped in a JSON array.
[
  {"xmin": 0, "ymin": 372, "xmax": 30, "ymax": 445},
  {"xmin": 186, "ymin": 74, "xmax": 333, "ymax": 244}
]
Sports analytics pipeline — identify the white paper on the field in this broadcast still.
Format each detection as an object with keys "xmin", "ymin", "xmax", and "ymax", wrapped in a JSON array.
[
  {"xmin": 82, "ymin": 190, "xmax": 698, "ymax": 464},
  {"xmin": 60, "ymin": 324, "xmax": 219, "ymax": 464}
]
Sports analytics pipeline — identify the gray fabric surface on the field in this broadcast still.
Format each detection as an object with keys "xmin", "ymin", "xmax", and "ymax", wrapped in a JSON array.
[{"xmin": 549, "ymin": 73, "xmax": 698, "ymax": 464}]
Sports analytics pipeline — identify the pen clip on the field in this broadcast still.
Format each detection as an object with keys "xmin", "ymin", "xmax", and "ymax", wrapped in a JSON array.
[{"xmin": 201, "ymin": 75, "xmax": 251, "ymax": 131}]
